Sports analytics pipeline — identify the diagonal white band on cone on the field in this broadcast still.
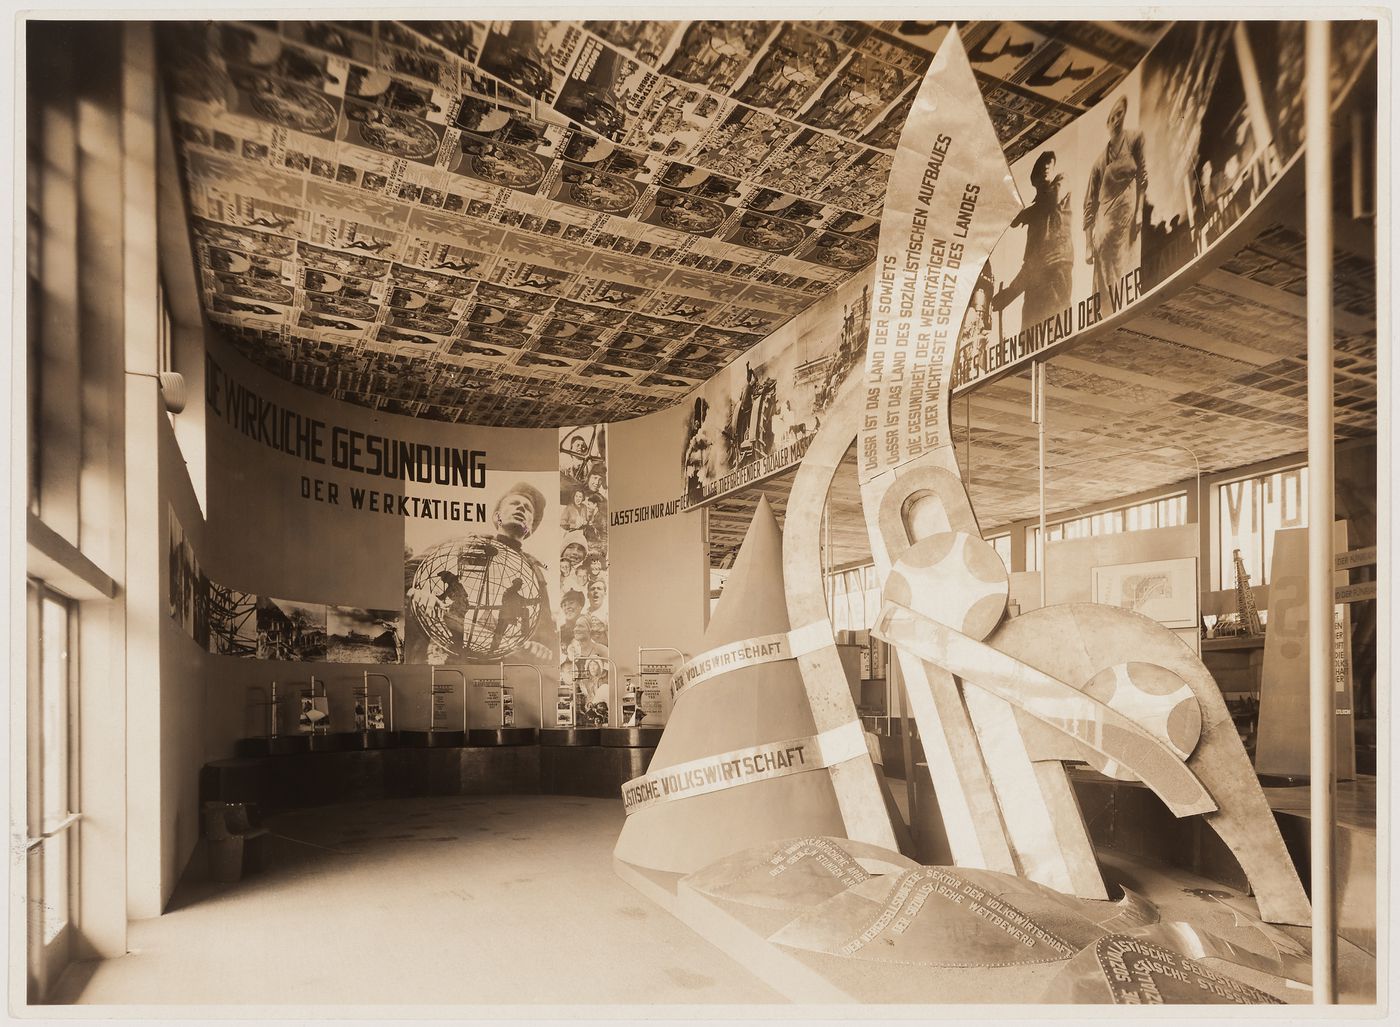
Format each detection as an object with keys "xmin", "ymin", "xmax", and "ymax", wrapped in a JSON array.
[
  {"xmin": 673, "ymin": 631, "xmax": 793, "ymax": 697},
  {"xmin": 621, "ymin": 721, "xmax": 867, "ymax": 816}
]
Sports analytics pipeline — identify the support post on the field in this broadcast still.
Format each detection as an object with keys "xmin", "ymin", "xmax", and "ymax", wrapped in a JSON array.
[
  {"xmin": 1305, "ymin": 19, "xmax": 1336, "ymax": 1005},
  {"xmin": 965, "ymin": 396, "xmax": 972, "ymax": 486},
  {"xmin": 1032, "ymin": 362, "xmax": 1048, "ymax": 606}
]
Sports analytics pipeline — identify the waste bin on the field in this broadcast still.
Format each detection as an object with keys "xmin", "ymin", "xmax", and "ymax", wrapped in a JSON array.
[{"xmin": 202, "ymin": 801, "xmax": 269, "ymax": 883}]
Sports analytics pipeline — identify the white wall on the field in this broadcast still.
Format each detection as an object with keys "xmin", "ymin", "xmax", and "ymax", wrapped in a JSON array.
[
  {"xmin": 607, "ymin": 403, "xmax": 709, "ymax": 694},
  {"xmin": 1043, "ymin": 524, "xmax": 1200, "ymax": 607}
]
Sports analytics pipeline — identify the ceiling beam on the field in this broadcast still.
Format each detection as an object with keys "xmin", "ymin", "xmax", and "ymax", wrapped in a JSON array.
[{"xmin": 1201, "ymin": 268, "xmax": 1373, "ymax": 336}]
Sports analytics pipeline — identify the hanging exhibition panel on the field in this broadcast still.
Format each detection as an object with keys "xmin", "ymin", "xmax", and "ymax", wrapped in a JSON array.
[
  {"xmin": 402, "ymin": 470, "xmax": 561, "ymax": 668},
  {"xmin": 679, "ymin": 273, "xmax": 870, "ymax": 507},
  {"xmin": 952, "ymin": 21, "xmax": 1378, "ymax": 389}
]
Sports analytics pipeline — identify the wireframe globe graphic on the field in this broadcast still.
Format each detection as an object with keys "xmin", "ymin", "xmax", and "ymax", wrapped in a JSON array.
[{"xmin": 409, "ymin": 536, "xmax": 545, "ymax": 659}]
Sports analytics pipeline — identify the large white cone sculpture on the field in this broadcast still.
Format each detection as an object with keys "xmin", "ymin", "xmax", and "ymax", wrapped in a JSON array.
[{"xmin": 613, "ymin": 496, "xmax": 850, "ymax": 873}]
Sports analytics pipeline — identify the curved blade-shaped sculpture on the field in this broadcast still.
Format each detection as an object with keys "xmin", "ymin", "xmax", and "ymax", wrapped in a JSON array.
[{"xmin": 783, "ymin": 29, "xmax": 1310, "ymax": 925}]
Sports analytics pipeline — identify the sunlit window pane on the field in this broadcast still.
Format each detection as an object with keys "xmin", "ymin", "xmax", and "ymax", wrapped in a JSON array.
[
  {"xmin": 1026, "ymin": 493, "xmax": 1188, "ymax": 572},
  {"xmin": 1218, "ymin": 467, "xmax": 1306, "ymax": 586},
  {"xmin": 40, "ymin": 598, "xmax": 67, "ymax": 826}
]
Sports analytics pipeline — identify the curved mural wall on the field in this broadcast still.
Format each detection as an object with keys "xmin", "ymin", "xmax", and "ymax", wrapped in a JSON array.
[
  {"xmin": 671, "ymin": 20, "xmax": 1376, "ymax": 506},
  {"xmin": 197, "ymin": 334, "xmax": 565, "ymax": 732},
  {"xmin": 186, "ymin": 332, "xmax": 704, "ymax": 739},
  {"xmin": 951, "ymin": 20, "xmax": 1376, "ymax": 387}
]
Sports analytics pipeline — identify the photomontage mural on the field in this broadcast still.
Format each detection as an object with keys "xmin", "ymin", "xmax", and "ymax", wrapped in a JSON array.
[
  {"xmin": 556, "ymin": 424, "xmax": 611, "ymax": 725},
  {"xmin": 952, "ymin": 20, "xmax": 1377, "ymax": 387},
  {"xmin": 158, "ymin": 20, "xmax": 1161, "ymax": 428},
  {"xmin": 679, "ymin": 273, "xmax": 870, "ymax": 506}
]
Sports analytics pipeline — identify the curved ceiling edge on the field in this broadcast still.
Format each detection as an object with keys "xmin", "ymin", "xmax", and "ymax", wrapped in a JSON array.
[
  {"xmin": 159, "ymin": 19, "xmax": 1164, "ymax": 429},
  {"xmin": 949, "ymin": 20, "xmax": 1377, "ymax": 395}
]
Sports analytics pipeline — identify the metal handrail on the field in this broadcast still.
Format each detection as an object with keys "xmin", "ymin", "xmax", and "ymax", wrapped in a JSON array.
[
  {"xmin": 267, "ymin": 680, "xmax": 283, "ymax": 739},
  {"xmin": 601, "ymin": 657, "xmax": 622, "ymax": 727}
]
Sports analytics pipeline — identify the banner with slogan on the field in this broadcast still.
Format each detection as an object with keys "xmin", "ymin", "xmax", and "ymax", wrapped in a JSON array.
[
  {"xmin": 952, "ymin": 21, "xmax": 1378, "ymax": 389},
  {"xmin": 680, "ymin": 273, "xmax": 872, "ymax": 508},
  {"xmin": 858, "ymin": 30, "xmax": 1022, "ymax": 481},
  {"xmin": 621, "ymin": 721, "xmax": 867, "ymax": 815},
  {"xmin": 673, "ymin": 631, "xmax": 794, "ymax": 696}
]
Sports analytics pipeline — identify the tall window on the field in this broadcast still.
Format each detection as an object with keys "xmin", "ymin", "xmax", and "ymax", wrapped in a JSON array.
[
  {"xmin": 988, "ymin": 533, "xmax": 1012, "ymax": 568},
  {"xmin": 26, "ymin": 581, "xmax": 77, "ymax": 997},
  {"xmin": 1026, "ymin": 493, "xmax": 1189, "ymax": 572},
  {"xmin": 825, "ymin": 564, "xmax": 881, "ymax": 634},
  {"xmin": 1217, "ymin": 465, "xmax": 1308, "ymax": 586}
]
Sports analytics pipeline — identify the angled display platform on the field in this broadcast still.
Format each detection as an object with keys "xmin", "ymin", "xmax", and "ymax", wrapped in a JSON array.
[{"xmin": 614, "ymin": 837, "xmax": 1375, "ymax": 1005}]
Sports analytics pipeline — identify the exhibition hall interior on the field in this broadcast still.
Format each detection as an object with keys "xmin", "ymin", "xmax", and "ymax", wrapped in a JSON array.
[{"xmin": 18, "ymin": 14, "xmax": 1384, "ymax": 1013}]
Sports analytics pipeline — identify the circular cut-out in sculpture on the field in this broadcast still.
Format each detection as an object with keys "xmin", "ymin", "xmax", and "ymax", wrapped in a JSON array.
[
  {"xmin": 1079, "ymin": 662, "xmax": 1202, "ymax": 780},
  {"xmin": 886, "ymin": 531, "xmax": 1008, "ymax": 641}
]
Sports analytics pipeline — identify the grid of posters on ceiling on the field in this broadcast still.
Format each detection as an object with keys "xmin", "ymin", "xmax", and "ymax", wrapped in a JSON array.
[
  {"xmin": 158, "ymin": 20, "xmax": 1156, "ymax": 428},
  {"xmin": 951, "ymin": 21, "xmax": 1377, "ymax": 390}
]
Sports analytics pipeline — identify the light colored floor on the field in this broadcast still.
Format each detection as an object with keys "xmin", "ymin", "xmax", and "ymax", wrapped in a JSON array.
[
  {"xmin": 55, "ymin": 794, "xmax": 784, "ymax": 1011},
  {"xmin": 51, "ymin": 786, "xmax": 1378, "ymax": 1012}
]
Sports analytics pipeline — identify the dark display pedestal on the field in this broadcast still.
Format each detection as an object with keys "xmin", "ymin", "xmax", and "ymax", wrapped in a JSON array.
[
  {"xmin": 539, "ymin": 745, "xmax": 654, "ymax": 798},
  {"xmin": 202, "ymin": 741, "xmax": 655, "ymax": 809},
  {"xmin": 539, "ymin": 727, "xmax": 602, "ymax": 746},
  {"xmin": 308, "ymin": 733, "xmax": 351, "ymax": 752},
  {"xmin": 467, "ymin": 727, "xmax": 538, "ymax": 747},
  {"xmin": 599, "ymin": 726, "xmax": 664, "ymax": 748},
  {"xmin": 235, "ymin": 737, "xmax": 271, "ymax": 757},
  {"xmin": 269, "ymin": 735, "xmax": 309, "ymax": 755},
  {"xmin": 398, "ymin": 729, "xmax": 467, "ymax": 748},
  {"xmin": 343, "ymin": 730, "xmax": 396, "ymax": 750}
]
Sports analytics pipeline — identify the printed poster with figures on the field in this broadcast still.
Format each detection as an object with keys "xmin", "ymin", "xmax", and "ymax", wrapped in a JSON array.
[
  {"xmin": 1090, "ymin": 558, "xmax": 1198, "ymax": 628},
  {"xmin": 680, "ymin": 273, "xmax": 871, "ymax": 507},
  {"xmin": 402, "ymin": 470, "xmax": 561, "ymax": 669},
  {"xmin": 355, "ymin": 696, "xmax": 387, "ymax": 731},
  {"xmin": 954, "ymin": 22, "xmax": 1376, "ymax": 388},
  {"xmin": 557, "ymin": 424, "xmax": 610, "ymax": 726}
]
